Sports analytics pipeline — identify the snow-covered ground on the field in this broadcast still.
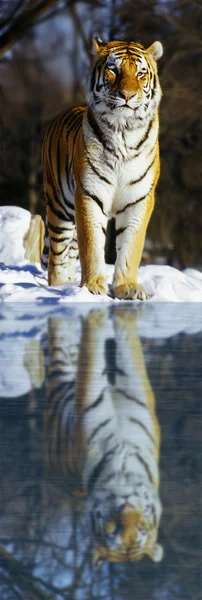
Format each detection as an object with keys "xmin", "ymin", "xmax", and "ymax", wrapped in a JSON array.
[{"xmin": 0, "ymin": 205, "xmax": 202, "ymax": 303}]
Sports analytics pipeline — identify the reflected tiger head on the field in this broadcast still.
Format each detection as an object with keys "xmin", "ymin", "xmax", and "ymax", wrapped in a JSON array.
[
  {"xmin": 88, "ymin": 37, "xmax": 163, "ymax": 117},
  {"xmin": 90, "ymin": 484, "xmax": 163, "ymax": 564}
]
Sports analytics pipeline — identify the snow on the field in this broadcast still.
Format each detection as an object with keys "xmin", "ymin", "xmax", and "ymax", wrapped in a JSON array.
[{"xmin": 0, "ymin": 205, "xmax": 202, "ymax": 304}]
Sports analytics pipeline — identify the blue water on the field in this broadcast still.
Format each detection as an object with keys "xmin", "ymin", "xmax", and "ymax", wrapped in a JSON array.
[{"xmin": 0, "ymin": 303, "xmax": 201, "ymax": 600}]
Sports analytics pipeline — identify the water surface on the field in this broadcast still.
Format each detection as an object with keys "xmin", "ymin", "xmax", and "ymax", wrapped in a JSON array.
[{"xmin": 0, "ymin": 304, "xmax": 201, "ymax": 599}]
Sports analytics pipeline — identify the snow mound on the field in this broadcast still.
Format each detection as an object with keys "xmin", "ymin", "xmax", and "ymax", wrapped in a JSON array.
[{"xmin": 0, "ymin": 205, "xmax": 202, "ymax": 303}]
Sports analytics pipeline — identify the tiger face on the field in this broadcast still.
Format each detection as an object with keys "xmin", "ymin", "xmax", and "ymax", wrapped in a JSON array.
[
  {"xmin": 89, "ymin": 481, "xmax": 163, "ymax": 564},
  {"xmin": 89, "ymin": 38, "xmax": 163, "ymax": 119}
]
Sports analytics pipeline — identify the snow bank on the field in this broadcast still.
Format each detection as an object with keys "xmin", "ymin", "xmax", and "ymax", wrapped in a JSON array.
[{"xmin": 0, "ymin": 205, "xmax": 202, "ymax": 303}]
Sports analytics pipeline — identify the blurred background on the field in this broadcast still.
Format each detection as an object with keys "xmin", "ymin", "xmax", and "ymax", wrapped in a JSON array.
[{"xmin": 0, "ymin": 0, "xmax": 201, "ymax": 268}]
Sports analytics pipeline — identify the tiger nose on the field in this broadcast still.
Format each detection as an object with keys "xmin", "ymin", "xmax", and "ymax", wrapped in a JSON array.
[
  {"xmin": 121, "ymin": 503, "xmax": 135, "ymax": 513},
  {"xmin": 120, "ymin": 503, "xmax": 137, "ymax": 526},
  {"xmin": 119, "ymin": 90, "xmax": 136, "ymax": 102}
]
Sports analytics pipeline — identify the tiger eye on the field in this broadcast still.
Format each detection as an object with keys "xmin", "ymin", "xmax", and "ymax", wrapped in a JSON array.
[{"xmin": 106, "ymin": 68, "xmax": 116, "ymax": 79}]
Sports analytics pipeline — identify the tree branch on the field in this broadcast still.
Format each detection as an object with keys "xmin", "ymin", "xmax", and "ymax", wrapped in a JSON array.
[
  {"xmin": 0, "ymin": 0, "xmax": 62, "ymax": 59},
  {"xmin": 0, "ymin": 545, "xmax": 51, "ymax": 600},
  {"xmin": 69, "ymin": 4, "xmax": 92, "ymax": 60}
]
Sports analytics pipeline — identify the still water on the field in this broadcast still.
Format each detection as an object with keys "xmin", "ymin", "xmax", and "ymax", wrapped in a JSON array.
[{"xmin": 0, "ymin": 303, "xmax": 201, "ymax": 600}]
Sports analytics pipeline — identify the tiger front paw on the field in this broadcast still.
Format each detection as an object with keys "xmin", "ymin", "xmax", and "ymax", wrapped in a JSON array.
[
  {"xmin": 113, "ymin": 282, "xmax": 149, "ymax": 301},
  {"xmin": 87, "ymin": 309, "xmax": 106, "ymax": 328},
  {"xmin": 82, "ymin": 275, "xmax": 108, "ymax": 296}
]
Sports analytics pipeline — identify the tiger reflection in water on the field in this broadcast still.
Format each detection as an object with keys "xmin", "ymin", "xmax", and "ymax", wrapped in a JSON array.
[{"xmin": 45, "ymin": 310, "xmax": 163, "ymax": 564}]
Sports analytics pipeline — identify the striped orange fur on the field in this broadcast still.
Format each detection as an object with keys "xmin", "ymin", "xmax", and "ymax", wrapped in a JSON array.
[{"xmin": 42, "ymin": 38, "xmax": 163, "ymax": 299}]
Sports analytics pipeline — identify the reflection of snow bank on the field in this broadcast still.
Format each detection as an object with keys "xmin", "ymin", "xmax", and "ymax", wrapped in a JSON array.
[
  {"xmin": 0, "ymin": 205, "xmax": 202, "ymax": 303},
  {"xmin": 136, "ymin": 302, "xmax": 202, "ymax": 338},
  {"xmin": 0, "ymin": 301, "xmax": 202, "ymax": 399},
  {"xmin": 0, "ymin": 338, "xmax": 32, "ymax": 397}
]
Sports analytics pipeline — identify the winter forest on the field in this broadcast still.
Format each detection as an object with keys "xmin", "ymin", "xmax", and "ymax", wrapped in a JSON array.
[{"xmin": 0, "ymin": 0, "xmax": 201, "ymax": 269}]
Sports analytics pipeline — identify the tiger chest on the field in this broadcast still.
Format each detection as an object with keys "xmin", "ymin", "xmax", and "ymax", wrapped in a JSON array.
[{"xmin": 111, "ymin": 151, "xmax": 154, "ymax": 216}]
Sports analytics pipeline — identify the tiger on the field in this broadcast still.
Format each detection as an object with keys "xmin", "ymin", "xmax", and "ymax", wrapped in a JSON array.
[
  {"xmin": 45, "ymin": 308, "xmax": 163, "ymax": 564},
  {"xmin": 41, "ymin": 37, "xmax": 163, "ymax": 300}
]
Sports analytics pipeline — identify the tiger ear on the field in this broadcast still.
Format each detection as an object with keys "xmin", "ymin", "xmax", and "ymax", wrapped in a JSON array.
[
  {"xmin": 147, "ymin": 542, "xmax": 164, "ymax": 562},
  {"xmin": 92, "ymin": 35, "xmax": 106, "ymax": 55},
  {"xmin": 147, "ymin": 41, "xmax": 163, "ymax": 61}
]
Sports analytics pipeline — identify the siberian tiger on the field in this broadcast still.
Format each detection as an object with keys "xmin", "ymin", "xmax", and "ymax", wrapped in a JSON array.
[
  {"xmin": 45, "ymin": 309, "xmax": 163, "ymax": 564},
  {"xmin": 42, "ymin": 37, "xmax": 163, "ymax": 299}
]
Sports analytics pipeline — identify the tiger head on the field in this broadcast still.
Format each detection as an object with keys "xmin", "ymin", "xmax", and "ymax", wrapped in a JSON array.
[
  {"xmin": 88, "ymin": 38, "xmax": 163, "ymax": 121},
  {"xmin": 89, "ymin": 483, "xmax": 163, "ymax": 564}
]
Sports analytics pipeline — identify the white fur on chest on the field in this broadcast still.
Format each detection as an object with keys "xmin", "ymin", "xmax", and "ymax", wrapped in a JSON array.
[{"xmin": 81, "ymin": 113, "xmax": 158, "ymax": 219}]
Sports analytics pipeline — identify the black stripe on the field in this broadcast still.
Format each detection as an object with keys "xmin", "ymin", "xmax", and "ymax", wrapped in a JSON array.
[
  {"xmin": 116, "ymin": 366, "xmax": 126, "ymax": 376},
  {"xmin": 129, "ymin": 417, "xmax": 155, "ymax": 444},
  {"xmin": 48, "ymin": 384, "xmax": 74, "ymax": 405},
  {"xmin": 96, "ymin": 64, "xmax": 103, "ymax": 92},
  {"xmin": 48, "ymin": 385, "xmax": 74, "ymax": 411},
  {"xmin": 151, "ymin": 73, "xmax": 157, "ymax": 99},
  {"xmin": 127, "ymin": 121, "xmax": 154, "ymax": 154},
  {"xmin": 56, "ymin": 137, "xmax": 64, "ymax": 196},
  {"xmin": 87, "ymin": 109, "xmax": 114, "ymax": 154},
  {"xmin": 136, "ymin": 118, "xmax": 154, "ymax": 151},
  {"xmin": 50, "ymin": 235, "xmax": 71, "ymax": 243},
  {"xmin": 49, "ymin": 345, "xmax": 68, "ymax": 356},
  {"xmin": 48, "ymin": 222, "xmax": 74, "ymax": 234},
  {"xmin": 136, "ymin": 451, "xmax": 154, "ymax": 484},
  {"xmin": 130, "ymin": 156, "xmax": 155, "ymax": 185},
  {"xmin": 50, "ymin": 245, "xmax": 67, "ymax": 256},
  {"xmin": 68, "ymin": 118, "xmax": 83, "ymax": 180},
  {"xmin": 84, "ymin": 392, "xmax": 104, "ymax": 414},
  {"xmin": 64, "ymin": 109, "xmax": 83, "ymax": 135},
  {"xmin": 100, "ymin": 114, "xmax": 117, "ymax": 132},
  {"xmin": 49, "ymin": 259, "xmax": 69, "ymax": 268},
  {"xmin": 116, "ymin": 195, "xmax": 147, "ymax": 215},
  {"xmin": 102, "ymin": 432, "xmax": 114, "ymax": 447},
  {"xmin": 65, "ymin": 148, "xmax": 71, "ymax": 190},
  {"xmin": 93, "ymin": 91, "xmax": 102, "ymax": 104},
  {"xmin": 100, "ymin": 470, "xmax": 115, "ymax": 486},
  {"xmin": 46, "ymin": 191, "xmax": 73, "ymax": 222},
  {"xmin": 146, "ymin": 144, "xmax": 156, "ymax": 158},
  {"xmin": 84, "ymin": 145, "xmax": 111, "ymax": 185},
  {"xmin": 115, "ymin": 227, "xmax": 126, "ymax": 237},
  {"xmin": 116, "ymin": 389, "xmax": 147, "ymax": 407},
  {"xmin": 47, "ymin": 118, "xmax": 60, "ymax": 173},
  {"xmin": 88, "ymin": 447, "xmax": 117, "ymax": 492},
  {"xmin": 46, "ymin": 157, "xmax": 75, "ymax": 215},
  {"xmin": 50, "ymin": 359, "xmax": 68, "ymax": 368},
  {"xmin": 78, "ymin": 178, "xmax": 107, "ymax": 216},
  {"xmin": 87, "ymin": 418, "xmax": 111, "ymax": 446}
]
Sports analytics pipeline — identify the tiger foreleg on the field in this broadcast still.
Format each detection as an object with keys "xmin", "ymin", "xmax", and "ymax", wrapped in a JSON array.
[
  {"xmin": 75, "ymin": 187, "xmax": 108, "ymax": 295},
  {"xmin": 113, "ymin": 192, "xmax": 154, "ymax": 300}
]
